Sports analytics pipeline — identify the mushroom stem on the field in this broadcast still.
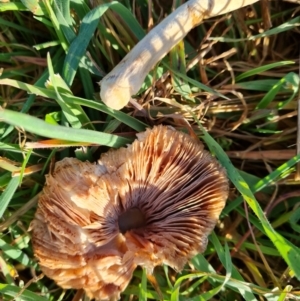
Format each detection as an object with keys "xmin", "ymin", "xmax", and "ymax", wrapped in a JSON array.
[{"xmin": 99, "ymin": 0, "xmax": 259, "ymax": 110}]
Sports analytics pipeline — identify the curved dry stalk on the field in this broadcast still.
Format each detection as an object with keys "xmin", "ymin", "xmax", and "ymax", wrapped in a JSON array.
[{"xmin": 99, "ymin": 0, "xmax": 259, "ymax": 110}]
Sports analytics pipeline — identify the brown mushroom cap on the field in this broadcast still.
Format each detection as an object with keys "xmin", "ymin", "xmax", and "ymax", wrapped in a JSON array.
[{"xmin": 31, "ymin": 125, "xmax": 229, "ymax": 300}]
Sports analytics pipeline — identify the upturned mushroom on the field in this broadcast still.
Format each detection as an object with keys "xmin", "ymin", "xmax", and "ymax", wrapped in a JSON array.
[{"xmin": 31, "ymin": 125, "xmax": 229, "ymax": 300}]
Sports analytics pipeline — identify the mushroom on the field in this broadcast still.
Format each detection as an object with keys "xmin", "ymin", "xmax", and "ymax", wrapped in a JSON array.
[
  {"xmin": 99, "ymin": 0, "xmax": 259, "ymax": 110},
  {"xmin": 31, "ymin": 125, "xmax": 229, "ymax": 300}
]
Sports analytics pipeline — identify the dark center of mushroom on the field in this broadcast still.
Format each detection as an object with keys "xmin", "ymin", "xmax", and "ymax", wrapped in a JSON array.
[{"xmin": 118, "ymin": 207, "xmax": 146, "ymax": 234}]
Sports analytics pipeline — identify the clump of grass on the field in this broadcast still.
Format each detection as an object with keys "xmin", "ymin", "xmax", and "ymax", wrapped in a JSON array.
[{"xmin": 1, "ymin": 0, "xmax": 300, "ymax": 300}]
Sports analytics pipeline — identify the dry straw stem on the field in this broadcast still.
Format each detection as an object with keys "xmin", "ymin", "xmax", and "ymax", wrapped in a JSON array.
[
  {"xmin": 100, "ymin": 0, "xmax": 259, "ymax": 110},
  {"xmin": 31, "ymin": 125, "xmax": 228, "ymax": 300}
]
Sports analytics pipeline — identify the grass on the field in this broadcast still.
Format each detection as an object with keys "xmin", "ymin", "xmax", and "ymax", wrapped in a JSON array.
[{"xmin": 1, "ymin": 0, "xmax": 300, "ymax": 300}]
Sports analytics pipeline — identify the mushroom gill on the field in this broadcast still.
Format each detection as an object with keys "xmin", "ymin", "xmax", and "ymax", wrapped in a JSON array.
[{"xmin": 31, "ymin": 125, "xmax": 229, "ymax": 300}]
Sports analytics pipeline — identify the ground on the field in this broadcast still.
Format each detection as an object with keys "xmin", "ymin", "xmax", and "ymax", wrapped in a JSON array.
[{"xmin": 0, "ymin": 0, "xmax": 300, "ymax": 300}]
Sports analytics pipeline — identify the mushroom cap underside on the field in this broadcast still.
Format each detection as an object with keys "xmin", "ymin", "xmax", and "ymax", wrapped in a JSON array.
[{"xmin": 31, "ymin": 125, "xmax": 229, "ymax": 300}]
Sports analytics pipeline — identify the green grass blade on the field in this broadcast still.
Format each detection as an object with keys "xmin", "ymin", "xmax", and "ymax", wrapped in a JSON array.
[
  {"xmin": 139, "ymin": 268, "xmax": 147, "ymax": 301},
  {"xmin": 191, "ymin": 285, "xmax": 223, "ymax": 301},
  {"xmin": 52, "ymin": 0, "xmax": 76, "ymax": 43},
  {"xmin": 190, "ymin": 239, "xmax": 232, "ymax": 301},
  {"xmin": 289, "ymin": 207, "xmax": 300, "ymax": 233},
  {"xmin": 43, "ymin": 0, "xmax": 68, "ymax": 51},
  {"xmin": 0, "ymin": 239, "xmax": 35, "ymax": 267},
  {"xmin": 234, "ymin": 79, "xmax": 280, "ymax": 91},
  {"xmin": 192, "ymin": 114, "xmax": 300, "ymax": 280},
  {"xmin": 20, "ymin": 0, "xmax": 44, "ymax": 15},
  {"xmin": 171, "ymin": 272, "xmax": 206, "ymax": 301},
  {"xmin": 0, "ymin": 109, "xmax": 130, "ymax": 148},
  {"xmin": 47, "ymin": 53, "xmax": 94, "ymax": 129},
  {"xmin": 0, "ymin": 78, "xmax": 147, "ymax": 131},
  {"xmin": 0, "ymin": 16, "xmax": 43, "ymax": 36},
  {"xmin": 0, "ymin": 283, "xmax": 49, "ymax": 301},
  {"xmin": 109, "ymin": 3, "xmax": 145, "ymax": 41},
  {"xmin": 277, "ymin": 285, "xmax": 293, "ymax": 301},
  {"xmin": 18, "ymin": 149, "xmax": 32, "ymax": 185},
  {"xmin": 54, "ymin": 0, "xmax": 72, "ymax": 25},
  {"xmin": 235, "ymin": 61, "xmax": 295, "ymax": 82},
  {"xmin": 0, "ymin": 143, "xmax": 22, "ymax": 154},
  {"xmin": 223, "ymin": 155, "xmax": 300, "ymax": 216},
  {"xmin": 169, "ymin": 40, "xmax": 193, "ymax": 100},
  {"xmin": 191, "ymin": 255, "xmax": 278, "ymax": 298},
  {"xmin": 255, "ymin": 72, "xmax": 299, "ymax": 110},
  {"xmin": 209, "ymin": 16, "xmax": 300, "ymax": 42},
  {"xmin": 0, "ymin": 177, "xmax": 19, "ymax": 219},
  {"xmin": 0, "ymin": 2, "xmax": 27, "ymax": 12},
  {"xmin": 163, "ymin": 62, "xmax": 229, "ymax": 100},
  {"xmin": 209, "ymin": 232, "xmax": 258, "ymax": 301},
  {"xmin": 63, "ymin": 1, "xmax": 118, "ymax": 85}
]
